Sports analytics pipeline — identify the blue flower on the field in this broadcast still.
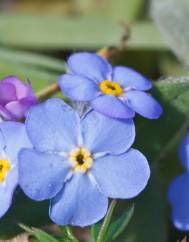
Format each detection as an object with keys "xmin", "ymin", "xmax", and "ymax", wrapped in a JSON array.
[
  {"xmin": 0, "ymin": 122, "xmax": 31, "ymax": 218},
  {"xmin": 168, "ymin": 132, "xmax": 189, "ymax": 230},
  {"xmin": 19, "ymin": 98, "xmax": 150, "ymax": 227},
  {"xmin": 58, "ymin": 52, "xmax": 162, "ymax": 119}
]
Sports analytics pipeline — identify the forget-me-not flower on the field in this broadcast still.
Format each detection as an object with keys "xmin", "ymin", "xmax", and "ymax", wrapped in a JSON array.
[
  {"xmin": 168, "ymin": 132, "xmax": 189, "ymax": 230},
  {"xmin": 58, "ymin": 52, "xmax": 162, "ymax": 119},
  {"xmin": 0, "ymin": 122, "xmax": 31, "ymax": 218},
  {"xmin": 0, "ymin": 76, "xmax": 38, "ymax": 121},
  {"xmin": 19, "ymin": 98, "xmax": 150, "ymax": 227}
]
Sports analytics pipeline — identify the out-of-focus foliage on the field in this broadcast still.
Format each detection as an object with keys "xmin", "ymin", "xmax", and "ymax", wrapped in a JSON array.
[
  {"xmin": 0, "ymin": 0, "xmax": 189, "ymax": 242},
  {"xmin": 151, "ymin": 0, "xmax": 189, "ymax": 66},
  {"xmin": 0, "ymin": 48, "xmax": 65, "ymax": 91},
  {"xmin": 0, "ymin": 48, "xmax": 65, "ymax": 73},
  {"xmin": 0, "ymin": 15, "xmax": 166, "ymax": 50},
  {"xmin": 3, "ymin": 0, "xmax": 143, "ymax": 21}
]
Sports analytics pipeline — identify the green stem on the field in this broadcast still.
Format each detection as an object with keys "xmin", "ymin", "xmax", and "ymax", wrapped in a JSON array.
[
  {"xmin": 63, "ymin": 226, "xmax": 78, "ymax": 242},
  {"xmin": 97, "ymin": 200, "xmax": 117, "ymax": 242}
]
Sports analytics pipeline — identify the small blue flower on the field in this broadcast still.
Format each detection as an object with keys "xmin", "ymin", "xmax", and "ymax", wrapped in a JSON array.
[
  {"xmin": 58, "ymin": 52, "xmax": 162, "ymax": 119},
  {"xmin": 168, "ymin": 132, "xmax": 189, "ymax": 230},
  {"xmin": 0, "ymin": 122, "xmax": 31, "ymax": 218},
  {"xmin": 19, "ymin": 98, "xmax": 150, "ymax": 227}
]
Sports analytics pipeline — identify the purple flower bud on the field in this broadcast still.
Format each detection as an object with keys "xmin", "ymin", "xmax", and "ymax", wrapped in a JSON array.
[{"xmin": 0, "ymin": 76, "xmax": 38, "ymax": 121}]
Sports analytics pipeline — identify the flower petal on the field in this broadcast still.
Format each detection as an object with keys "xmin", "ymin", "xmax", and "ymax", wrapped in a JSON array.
[
  {"xmin": 92, "ymin": 148, "xmax": 150, "ymax": 198},
  {"xmin": 5, "ymin": 97, "xmax": 37, "ymax": 120},
  {"xmin": 0, "ymin": 168, "xmax": 18, "ymax": 218},
  {"xmin": 81, "ymin": 110, "xmax": 135, "ymax": 154},
  {"xmin": 67, "ymin": 52, "xmax": 112, "ymax": 83},
  {"xmin": 0, "ymin": 129, "xmax": 5, "ymax": 151},
  {"xmin": 26, "ymin": 98, "xmax": 80, "ymax": 153},
  {"xmin": 179, "ymin": 132, "xmax": 189, "ymax": 171},
  {"xmin": 0, "ymin": 122, "xmax": 31, "ymax": 162},
  {"xmin": 112, "ymin": 66, "xmax": 152, "ymax": 90},
  {"xmin": 3, "ymin": 76, "xmax": 29, "ymax": 99},
  {"xmin": 49, "ymin": 173, "xmax": 108, "ymax": 226},
  {"xmin": 168, "ymin": 173, "xmax": 189, "ymax": 230},
  {"xmin": 0, "ymin": 122, "xmax": 29, "ymax": 218},
  {"xmin": 0, "ymin": 105, "xmax": 13, "ymax": 121},
  {"xmin": 0, "ymin": 82, "xmax": 16, "ymax": 104},
  {"xmin": 5, "ymin": 101, "xmax": 27, "ymax": 120},
  {"xmin": 20, "ymin": 96, "xmax": 38, "ymax": 112},
  {"xmin": 91, "ymin": 95, "xmax": 135, "ymax": 119},
  {"xmin": 59, "ymin": 74, "xmax": 100, "ymax": 101},
  {"xmin": 19, "ymin": 149, "xmax": 70, "ymax": 201},
  {"xmin": 126, "ymin": 90, "xmax": 163, "ymax": 119}
]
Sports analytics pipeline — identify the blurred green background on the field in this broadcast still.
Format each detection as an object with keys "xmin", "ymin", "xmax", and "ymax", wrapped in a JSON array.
[
  {"xmin": 0, "ymin": 0, "xmax": 187, "ymax": 92},
  {"xmin": 0, "ymin": 1, "xmax": 189, "ymax": 242}
]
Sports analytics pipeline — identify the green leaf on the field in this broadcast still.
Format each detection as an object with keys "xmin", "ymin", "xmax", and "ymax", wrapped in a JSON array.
[
  {"xmin": 116, "ymin": 174, "xmax": 167, "ymax": 242},
  {"xmin": 13, "ymin": 0, "xmax": 144, "ymax": 22},
  {"xmin": 136, "ymin": 78, "xmax": 189, "ymax": 162},
  {"xmin": 20, "ymin": 224, "xmax": 59, "ymax": 242},
  {"xmin": 91, "ymin": 204, "xmax": 134, "ymax": 242},
  {"xmin": 76, "ymin": 0, "xmax": 145, "ymax": 22},
  {"xmin": 0, "ymin": 60, "xmax": 57, "ymax": 91},
  {"xmin": 0, "ymin": 15, "xmax": 166, "ymax": 50},
  {"xmin": 0, "ymin": 191, "xmax": 51, "ymax": 239},
  {"xmin": 0, "ymin": 47, "xmax": 65, "ymax": 92},
  {"xmin": 151, "ymin": 0, "xmax": 189, "ymax": 66},
  {"xmin": 59, "ymin": 227, "xmax": 78, "ymax": 242},
  {"xmin": 0, "ymin": 47, "xmax": 65, "ymax": 73},
  {"xmin": 115, "ymin": 77, "xmax": 189, "ymax": 242}
]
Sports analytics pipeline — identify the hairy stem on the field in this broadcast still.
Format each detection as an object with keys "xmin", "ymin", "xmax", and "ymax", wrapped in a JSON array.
[{"xmin": 36, "ymin": 83, "xmax": 60, "ymax": 101}]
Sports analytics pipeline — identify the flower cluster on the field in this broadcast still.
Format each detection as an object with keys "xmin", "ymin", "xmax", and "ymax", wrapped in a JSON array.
[
  {"xmin": 168, "ymin": 132, "xmax": 189, "ymax": 230},
  {"xmin": 0, "ymin": 52, "xmax": 162, "ymax": 227}
]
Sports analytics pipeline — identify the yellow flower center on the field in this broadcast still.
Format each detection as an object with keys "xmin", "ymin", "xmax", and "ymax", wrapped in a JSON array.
[
  {"xmin": 69, "ymin": 147, "xmax": 93, "ymax": 173},
  {"xmin": 99, "ymin": 80, "xmax": 123, "ymax": 97},
  {"xmin": 0, "ymin": 159, "xmax": 10, "ymax": 183}
]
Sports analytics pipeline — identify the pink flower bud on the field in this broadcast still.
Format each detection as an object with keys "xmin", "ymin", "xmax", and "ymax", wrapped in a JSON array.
[{"xmin": 0, "ymin": 76, "xmax": 38, "ymax": 121}]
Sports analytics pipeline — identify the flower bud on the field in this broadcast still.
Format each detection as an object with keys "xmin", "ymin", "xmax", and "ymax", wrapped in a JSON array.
[{"xmin": 0, "ymin": 76, "xmax": 38, "ymax": 121}]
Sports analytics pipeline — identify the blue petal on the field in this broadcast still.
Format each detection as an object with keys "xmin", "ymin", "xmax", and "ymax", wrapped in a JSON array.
[
  {"xmin": 0, "ymin": 129, "xmax": 5, "ymax": 151},
  {"xmin": 112, "ymin": 66, "xmax": 152, "ymax": 90},
  {"xmin": 179, "ymin": 133, "xmax": 189, "ymax": 171},
  {"xmin": 0, "ymin": 122, "xmax": 31, "ymax": 162},
  {"xmin": 91, "ymin": 95, "xmax": 135, "ymax": 119},
  {"xmin": 0, "ymin": 122, "xmax": 30, "ymax": 218},
  {"xmin": 19, "ymin": 149, "xmax": 70, "ymax": 201},
  {"xmin": 168, "ymin": 173, "xmax": 189, "ymax": 230},
  {"xmin": 58, "ymin": 74, "xmax": 100, "ymax": 101},
  {"xmin": 126, "ymin": 90, "xmax": 163, "ymax": 119},
  {"xmin": 81, "ymin": 110, "xmax": 135, "ymax": 154},
  {"xmin": 92, "ymin": 148, "xmax": 150, "ymax": 198},
  {"xmin": 26, "ymin": 98, "xmax": 80, "ymax": 153},
  {"xmin": 67, "ymin": 52, "xmax": 112, "ymax": 83},
  {"xmin": 0, "ymin": 168, "xmax": 18, "ymax": 218},
  {"xmin": 49, "ymin": 173, "xmax": 108, "ymax": 227}
]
